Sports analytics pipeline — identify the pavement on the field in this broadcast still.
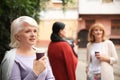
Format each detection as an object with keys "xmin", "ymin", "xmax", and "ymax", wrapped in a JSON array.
[
  {"xmin": 76, "ymin": 48, "xmax": 87, "ymax": 80},
  {"xmin": 76, "ymin": 48, "xmax": 120, "ymax": 80}
]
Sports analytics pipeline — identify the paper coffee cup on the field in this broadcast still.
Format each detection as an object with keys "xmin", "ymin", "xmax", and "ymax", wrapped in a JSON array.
[{"xmin": 36, "ymin": 49, "xmax": 44, "ymax": 60}]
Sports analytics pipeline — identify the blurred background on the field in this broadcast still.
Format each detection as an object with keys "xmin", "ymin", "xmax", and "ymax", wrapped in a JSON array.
[{"xmin": 0, "ymin": 1, "xmax": 120, "ymax": 78}]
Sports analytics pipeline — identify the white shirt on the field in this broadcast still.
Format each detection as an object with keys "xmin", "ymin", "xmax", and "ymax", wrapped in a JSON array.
[{"xmin": 89, "ymin": 42, "xmax": 103, "ymax": 74}]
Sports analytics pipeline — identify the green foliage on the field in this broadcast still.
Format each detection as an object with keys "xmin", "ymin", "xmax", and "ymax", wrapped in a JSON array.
[
  {"xmin": 0, "ymin": 0, "xmax": 49, "ymax": 56},
  {"xmin": 61, "ymin": 0, "xmax": 74, "ymax": 11},
  {"xmin": 62, "ymin": 0, "xmax": 74, "ymax": 6}
]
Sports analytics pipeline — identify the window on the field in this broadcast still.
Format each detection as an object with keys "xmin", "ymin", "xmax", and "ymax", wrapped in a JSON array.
[
  {"xmin": 85, "ymin": 20, "xmax": 95, "ymax": 29},
  {"xmin": 87, "ymin": 0, "xmax": 120, "ymax": 2},
  {"xmin": 111, "ymin": 20, "xmax": 120, "ymax": 35},
  {"xmin": 87, "ymin": 0, "xmax": 100, "ymax": 1},
  {"xmin": 114, "ymin": 0, "xmax": 120, "ymax": 1},
  {"xmin": 102, "ymin": 0, "xmax": 113, "ymax": 3},
  {"xmin": 52, "ymin": 0, "xmax": 62, "ymax": 3},
  {"xmin": 102, "ymin": 0, "xmax": 120, "ymax": 3}
]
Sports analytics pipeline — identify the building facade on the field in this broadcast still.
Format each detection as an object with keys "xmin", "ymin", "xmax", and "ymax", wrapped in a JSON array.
[
  {"xmin": 37, "ymin": 0, "xmax": 120, "ymax": 47},
  {"xmin": 77, "ymin": 0, "xmax": 120, "ymax": 47},
  {"xmin": 37, "ymin": 0, "xmax": 78, "ymax": 47}
]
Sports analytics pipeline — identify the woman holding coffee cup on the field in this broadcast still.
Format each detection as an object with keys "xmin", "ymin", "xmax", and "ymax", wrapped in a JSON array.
[
  {"xmin": 86, "ymin": 23, "xmax": 118, "ymax": 80},
  {"xmin": 0, "ymin": 16, "xmax": 55, "ymax": 80}
]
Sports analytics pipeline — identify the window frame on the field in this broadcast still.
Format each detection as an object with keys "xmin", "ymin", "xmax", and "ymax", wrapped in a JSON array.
[
  {"xmin": 52, "ymin": 0, "xmax": 62, "ymax": 3},
  {"xmin": 111, "ymin": 19, "xmax": 120, "ymax": 35}
]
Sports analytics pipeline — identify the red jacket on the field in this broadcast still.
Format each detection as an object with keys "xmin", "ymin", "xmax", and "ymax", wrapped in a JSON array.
[{"xmin": 48, "ymin": 41, "xmax": 78, "ymax": 80}]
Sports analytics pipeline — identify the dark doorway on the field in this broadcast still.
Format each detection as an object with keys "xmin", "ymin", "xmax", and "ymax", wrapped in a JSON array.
[
  {"xmin": 77, "ymin": 19, "xmax": 95, "ymax": 48},
  {"xmin": 77, "ymin": 29, "xmax": 88, "ymax": 48}
]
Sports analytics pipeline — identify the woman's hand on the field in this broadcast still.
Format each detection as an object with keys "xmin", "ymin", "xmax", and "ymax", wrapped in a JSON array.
[
  {"xmin": 33, "ymin": 56, "xmax": 46, "ymax": 76},
  {"xmin": 95, "ymin": 53, "xmax": 110, "ymax": 63}
]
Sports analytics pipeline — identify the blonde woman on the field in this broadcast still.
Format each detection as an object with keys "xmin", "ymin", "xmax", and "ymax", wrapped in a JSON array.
[{"xmin": 86, "ymin": 23, "xmax": 118, "ymax": 80}]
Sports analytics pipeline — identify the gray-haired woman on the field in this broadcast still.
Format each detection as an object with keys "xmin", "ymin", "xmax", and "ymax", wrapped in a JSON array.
[{"xmin": 0, "ymin": 16, "xmax": 55, "ymax": 80}]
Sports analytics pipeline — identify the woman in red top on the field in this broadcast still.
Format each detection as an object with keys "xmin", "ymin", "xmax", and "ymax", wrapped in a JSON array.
[{"xmin": 48, "ymin": 22, "xmax": 78, "ymax": 80}]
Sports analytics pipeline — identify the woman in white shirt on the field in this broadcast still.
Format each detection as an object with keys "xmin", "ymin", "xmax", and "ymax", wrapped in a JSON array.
[{"xmin": 86, "ymin": 23, "xmax": 118, "ymax": 80}]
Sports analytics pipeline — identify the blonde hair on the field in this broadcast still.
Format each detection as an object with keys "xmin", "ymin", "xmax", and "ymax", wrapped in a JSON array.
[
  {"xmin": 88, "ymin": 23, "xmax": 107, "ymax": 43},
  {"xmin": 9, "ymin": 16, "xmax": 38, "ymax": 48}
]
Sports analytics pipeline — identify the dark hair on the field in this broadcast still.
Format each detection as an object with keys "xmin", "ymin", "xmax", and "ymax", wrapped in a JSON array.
[{"xmin": 50, "ymin": 22, "xmax": 65, "ymax": 42}]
